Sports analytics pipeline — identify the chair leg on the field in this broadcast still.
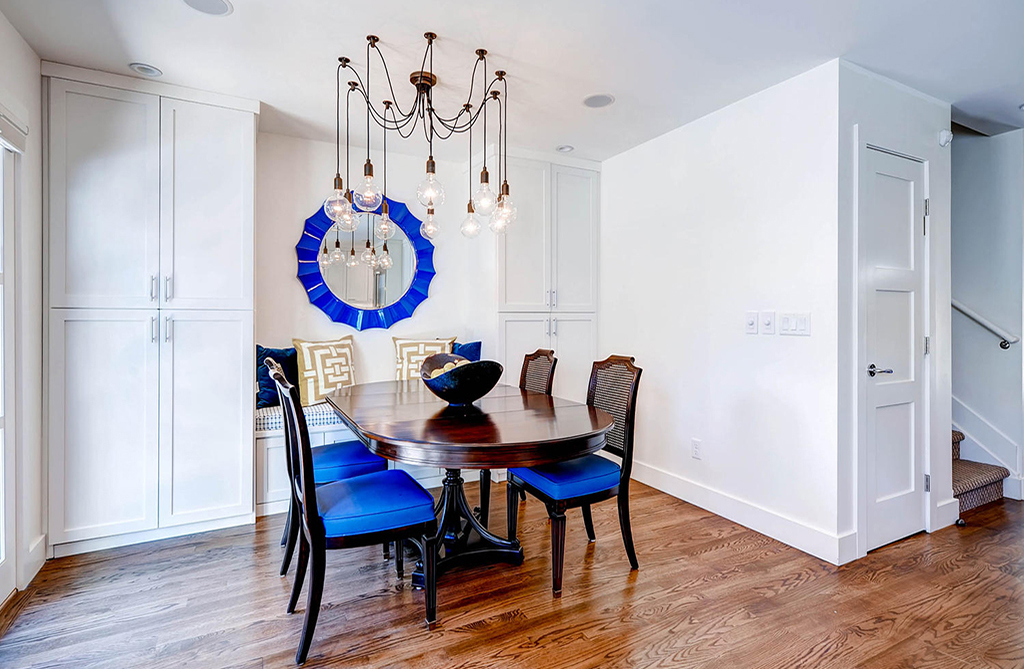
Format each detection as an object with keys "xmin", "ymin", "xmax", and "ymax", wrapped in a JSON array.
[
  {"xmin": 280, "ymin": 499, "xmax": 299, "ymax": 576},
  {"xmin": 296, "ymin": 543, "xmax": 326, "ymax": 665},
  {"xmin": 280, "ymin": 503, "xmax": 291, "ymax": 546},
  {"xmin": 506, "ymin": 481, "xmax": 520, "ymax": 542},
  {"xmin": 519, "ymin": 489, "xmax": 527, "ymax": 502},
  {"xmin": 549, "ymin": 507, "xmax": 567, "ymax": 596},
  {"xmin": 288, "ymin": 533, "xmax": 309, "ymax": 614},
  {"xmin": 396, "ymin": 541, "xmax": 404, "ymax": 579},
  {"xmin": 617, "ymin": 491, "xmax": 639, "ymax": 570},
  {"xmin": 383, "ymin": 542, "xmax": 391, "ymax": 560},
  {"xmin": 424, "ymin": 535, "xmax": 438, "ymax": 629},
  {"xmin": 582, "ymin": 504, "xmax": 596, "ymax": 543},
  {"xmin": 478, "ymin": 469, "xmax": 492, "ymax": 528}
]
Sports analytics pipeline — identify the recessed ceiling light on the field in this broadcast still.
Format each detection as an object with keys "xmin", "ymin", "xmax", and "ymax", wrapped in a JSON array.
[
  {"xmin": 556, "ymin": 144, "xmax": 575, "ymax": 153},
  {"xmin": 583, "ymin": 94, "xmax": 615, "ymax": 109},
  {"xmin": 129, "ymin": 62, "xmax": 163, "ymax": 78},
  {"xmin": 182, "ymin": 0, "xmax": 234, "ymax": 16}
]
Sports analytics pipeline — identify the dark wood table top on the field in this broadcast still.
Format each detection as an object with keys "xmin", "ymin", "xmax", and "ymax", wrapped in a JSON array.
[{"xmin": 325, "ymin": 381, "xmax": 614, "ymax": 469}]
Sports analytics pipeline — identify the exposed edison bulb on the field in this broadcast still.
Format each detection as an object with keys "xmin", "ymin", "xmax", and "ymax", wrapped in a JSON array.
[
  {"xmin": 336, "ymin": 196, "xmax": 359, "ymax": 233},
  {"xmin": 460, "ymin": 201, "xmax": 481, "ymax": 238},
  {"xmin": 352, "ymin": 160, "xmax": 383, "ymax": 211},
  {"xmin": 416, "ymin": 158, "xmax": 446, "ymax": 207},
  {"xmin": 489, "ymin": 196, "xmax": 516, "ymax": 234},
  {"xmin": 323, "ymin": 189, "xmax": 352, "ymax": 222},
  {"xmin": 319, "ymin": 243, "xmax": 332, "ymax": 268},
  {"xmin": 330, "ymin": 236, "xmax": 344, "ymax": 262},
  {"xmin": 360, "ymin": 241, "xmax": 375, "ymax": 266},
  {"xmin": 374, "ymin": 210, "xmax": 396, "ymax": 241},
  {"xmin": 420, "ymin": 208, "xmax": 439, "ymax": 240},
  {"xmin": 346, "ymin": 247, "xmax": 359, "ymax": 267},
  {"xmin": 472, "ymin": 167, "xmax": 497, "ymax": 216},
  {"xmin": 377, "ymin": 244, "xmax": 394, "ymax": 270}
]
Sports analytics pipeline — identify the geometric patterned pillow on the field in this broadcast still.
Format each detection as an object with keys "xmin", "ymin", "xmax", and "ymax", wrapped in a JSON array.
[
  {"xmin": 292, "ymin": 336, "xmax": 356, "ymax": 406},
  {"xmin": 394, "ymin": 336, "xmax": 455, "ymax": 380}
]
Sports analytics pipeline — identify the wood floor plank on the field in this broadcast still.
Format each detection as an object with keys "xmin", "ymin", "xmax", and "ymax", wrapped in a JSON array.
[{"xmin": 0, "ymin": 483, "xmax": 1020, "ymax": 668}]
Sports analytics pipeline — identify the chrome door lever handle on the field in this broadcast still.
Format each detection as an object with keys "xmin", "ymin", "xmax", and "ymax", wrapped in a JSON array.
[{"xmin": 867, "ymin": 364, "xmax": 894, "ymax": 377}]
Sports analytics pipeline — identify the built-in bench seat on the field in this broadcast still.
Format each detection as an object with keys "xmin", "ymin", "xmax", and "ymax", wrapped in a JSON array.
[
  {"xmin": 255, "ymin": 402, "xmax": 347, "ymax": 433},
  {"xmin": 952, "ymin": 430, "xmax": 1010, "ymax": 515}
]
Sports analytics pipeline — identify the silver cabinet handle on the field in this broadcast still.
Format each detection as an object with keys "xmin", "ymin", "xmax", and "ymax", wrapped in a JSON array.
[
  {"xmin": 164, "ymin": 316, "xmax": 172, "ymax": 342},
  {"xmin": 164, "ymin": 276, "xmax": 173, "ymax": 300},
  {"xmin": 553, "ymin": 317, "xmax": 558, "ymax": 336},
  {"xmin": 150, "ymin": 316, "xmax": 157, "ymax": 343},
  {"xmin": 545, "ymin": 290, "xmax": 550, "ymax": 307},
  {"xmin": 150, "ymin": 275, "xmax": 158, "ymax": 301},
  {"xmin": 552, "ymin": 290, "xmax": 557, "ymax": 308},
  {"xmin": 867, "ymin": 364, "xmax": 893, "ymax": 377},
  {"xmin": 545, "ymin": 318, "xmax": 550, "ymax": 337}
]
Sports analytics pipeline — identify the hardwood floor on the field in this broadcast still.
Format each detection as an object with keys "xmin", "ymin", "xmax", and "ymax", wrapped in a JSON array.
[{"xmin": 0, "ymin": 482, "xmax": 1021, "ymax": 668}]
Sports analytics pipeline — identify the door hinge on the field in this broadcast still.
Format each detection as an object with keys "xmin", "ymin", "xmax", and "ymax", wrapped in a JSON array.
[
  {"xmin": 923, "ymin": 198, "xmax": 930, "ymax": 235},
  {"xmin": 924, "ymin": 474, "xmax": 931, "ymax": 492},
  {"xmin": 925, "ymin": 198, "xmax": 930, "ymax": 216},
  {"xmin": 924, "ymin": 336, "xmax": 930, "ymax": 355}
]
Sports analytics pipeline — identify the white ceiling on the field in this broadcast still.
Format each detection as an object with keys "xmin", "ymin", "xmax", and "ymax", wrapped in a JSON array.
[{"xmin": 2, "ymin": 0, "xmax": 1023, "ymax": 161}]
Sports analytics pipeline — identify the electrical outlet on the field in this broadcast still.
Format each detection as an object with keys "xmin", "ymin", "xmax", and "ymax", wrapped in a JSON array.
[{"xmin": 691, "ymin": 438, "xmax": 702, "ymax": 460}]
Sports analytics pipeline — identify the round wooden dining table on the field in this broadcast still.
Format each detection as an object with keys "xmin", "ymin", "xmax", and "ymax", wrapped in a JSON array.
[{"xmin": 325, "ymin": 381, "xmax": 614, "ymax": 582}]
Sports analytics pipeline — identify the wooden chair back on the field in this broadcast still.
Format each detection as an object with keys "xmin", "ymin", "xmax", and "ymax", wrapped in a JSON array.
[
  {"xmin": 520, "ymin": 349, "xmax": 557, "ymax": 395},
  {"xmin": 586, "ymin": 355, "xmax": 642, "ymax": 478}
]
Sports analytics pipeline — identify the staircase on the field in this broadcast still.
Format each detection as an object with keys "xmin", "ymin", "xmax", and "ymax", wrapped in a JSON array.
[{"xmin": 952, "ymin": 430, "xmax": 1010, "ymax": 517}]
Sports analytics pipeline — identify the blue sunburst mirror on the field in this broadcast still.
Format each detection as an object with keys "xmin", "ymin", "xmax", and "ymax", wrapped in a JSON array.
[{"xmin": 295, "ymin": 197, "xmax": 435, "ymax": 330}]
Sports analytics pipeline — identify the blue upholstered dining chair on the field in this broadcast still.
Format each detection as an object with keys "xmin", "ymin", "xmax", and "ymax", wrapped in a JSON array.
[
  {"xmin": 269, "ymin": 362, "xmax": 439, "ymax": 665},
  {"xmin": 264, "ymin": 359, "xmax": 389, "ymax": 578},
  {"xmin": 478, "ymin": 349, "xmax": 558, "ymax": 526},
  {"xmin": 506, "ymin": 355, "xmax": 642, "ymax": 596}
]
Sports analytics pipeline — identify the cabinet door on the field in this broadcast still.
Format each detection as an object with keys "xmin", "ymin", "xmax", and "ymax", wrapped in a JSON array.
[
  {"xmin": 160, "ymin": 99, "xmax": 254, "ymax": 310},
  {"xmin": 49, "ymin": 80, "xmax": 160, "ymax": 308},
  {"xmin": 159, "ymin": 310, "xmax": 254, "ymax": 526},
  {"xmin": 498, "ymin": 158, "xmax": 551, "ymax": 311},
  {"xmin": 552, "ymin": 166, "xmax": 599, "ymax": 312},
  {"xmin": 498, "ymin": 313, "xmax": 552, "ymax": 387},
  {"xmin": 551, "ymin": 314, "xmax": 597, "ymax": 403},
  {"xmin": 48, "ymin": 309, "xmax": 160, "ymax": 543}
]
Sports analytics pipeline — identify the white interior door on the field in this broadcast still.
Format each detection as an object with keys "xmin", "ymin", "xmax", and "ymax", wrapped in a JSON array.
[
  {"xmin": 551, "ymin": 314, "xmax": 597, "ymax": 403},
  {"xmin": 0, "ymin": 149, "xmax": 15, "ymax": 598},
  {"xmin": 552, "ymin": 166, "xmax": 599, "ymax": 312},
  {"xmin": 48, "ymin": 309, "xmax": 160, "ymax": 544},
  {"xmin": 159, "ymin": 310, "xmax": 254, "ymax": 527},
  {"xmin": 497, "ymin": 158, "xmax": 551, "ymax": 311},
  {"xmin": 48, "ymin": 80, "xmax": 160, "ymax": 309},
  {"xmin": 498, "ymin": 313, "xmax": 551, "ymax": 386},
  {"xmin": 862, "ymin": 147, "xmax": 927, "ymax": 551},
  {"xmin": 160, "ymin": 99, "xmax": 254, "ymax": 310}
]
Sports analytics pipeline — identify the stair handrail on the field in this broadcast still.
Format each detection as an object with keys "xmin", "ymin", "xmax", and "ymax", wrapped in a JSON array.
[{"xmin": 952, "ymin": 299, "xmax": 1021, "ymax": 350}]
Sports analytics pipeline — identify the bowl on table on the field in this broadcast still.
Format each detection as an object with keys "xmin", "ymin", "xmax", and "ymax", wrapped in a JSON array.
[{"xmin": 420, "ymin": 353, "xmax": 503, "ymax": 407}]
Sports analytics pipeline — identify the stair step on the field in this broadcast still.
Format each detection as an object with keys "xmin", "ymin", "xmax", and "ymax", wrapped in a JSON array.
[
  {"xmin": 953, "ymin": 459, "xmax": 1009, "ymax": 497},
  {"xmin": 952, "ymin": 429, "xmax": 965, "ymax": 460}
]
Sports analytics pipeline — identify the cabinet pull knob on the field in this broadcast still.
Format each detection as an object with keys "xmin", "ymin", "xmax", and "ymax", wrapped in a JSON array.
[
  {"xmin": 150, "ymin": 316, "xmax": 157, "ymax": 343},
  {"xmin": 150, "ymin": 275, "xmax": 158, "ymax": 301},
  {"xmin": 165, "ymin": 316, "xmax": 172, "ymax": 342},
  {"xmin": 165, "ymin": 276, "xmax": 173, "ymax": 300}
]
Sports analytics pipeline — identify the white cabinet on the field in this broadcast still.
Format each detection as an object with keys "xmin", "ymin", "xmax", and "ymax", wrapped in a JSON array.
[
  {"xmin": 48, "ymin": 309, "xmax": 161, "ymax": 543},
  {"xmin": 498, "ymin": 159, "xmax": 598, "ymax": 313},
  {"xmin": 48, "ymin": 80, "xmax": 161, "ymax": 309},
  {"xmin": 498, "ymin": 313, "xmax": 597, "ymax": 402},
  {"xmin": 159, "ymin": 311, "xmax": 254, "ymax": 526},
  {"xmin": 160, "ymin": 99, "xmax": 254, "ymax": 310}
]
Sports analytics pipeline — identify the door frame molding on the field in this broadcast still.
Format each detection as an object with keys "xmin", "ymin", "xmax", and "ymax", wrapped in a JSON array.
[{"xmin": 855, "ymin": 135, "xmax": 930, "ymax": 555}]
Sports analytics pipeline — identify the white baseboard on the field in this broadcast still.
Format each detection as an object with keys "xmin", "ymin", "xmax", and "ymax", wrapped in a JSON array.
[
  {"xmin": 50, "ymin": 514, "xmax": 256, "ymax": 558},
  {"xmin": 632, "ymin": 460, "xmax": 853, "ymax": 565},
  {"xmin": 932, "ymin": 496, "xmax": 961, "ymax": 529},
  {"xmin": 1003, "ymin": 476, "xmax": 1024, "ymax": 501},
  {"xmin": 257, "ymin": 500, "xmax": 289, "ymax": 517},
  {"xmin": 17, "ymin": 533, "xmax": 47, "ymax": 590}
]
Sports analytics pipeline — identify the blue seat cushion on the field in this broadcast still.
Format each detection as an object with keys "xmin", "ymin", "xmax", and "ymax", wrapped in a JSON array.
[
  {"xmin": 510, "ymin": 454, "xmax": 621, "ymax": 500},
  {"xmin": 316, "ymin": 470, "xmax": 436, "ymax": 537},
  {"xmin": 312, "ymin": 440, "xmax": 386, "ymax": 485}
]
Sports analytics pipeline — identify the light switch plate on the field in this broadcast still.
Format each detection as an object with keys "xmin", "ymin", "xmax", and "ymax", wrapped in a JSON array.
[
  {"xmin": 780, "ymin": 312, "xmax": 811, "ymax": 336},
  {"xmin": 760, "ymin": 311, "xmax": 775, "ymax": 335},
  {"xmin": 745, "ymin": 311, "xmax": 759, "ymax": 334}
]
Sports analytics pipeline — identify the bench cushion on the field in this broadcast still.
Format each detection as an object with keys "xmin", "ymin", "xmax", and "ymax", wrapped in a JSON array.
[
  {"xmin": 316, "ymin": 470, "xmax": 436, "ymax": 537},
  {"xmin": 255, "ymin": 402, "xmax": 346, "ymax": 433}
]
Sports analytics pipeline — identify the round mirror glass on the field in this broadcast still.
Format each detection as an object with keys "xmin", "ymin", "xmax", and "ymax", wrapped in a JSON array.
[{"xmin": 319, "ymin": 212, "xmax": 417, "ymax": 309}]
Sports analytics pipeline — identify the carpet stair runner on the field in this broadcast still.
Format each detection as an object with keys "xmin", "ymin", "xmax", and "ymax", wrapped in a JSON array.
[{"xmin": 952, "ymin": 429, "xmax": 1009, "ymax": 515}]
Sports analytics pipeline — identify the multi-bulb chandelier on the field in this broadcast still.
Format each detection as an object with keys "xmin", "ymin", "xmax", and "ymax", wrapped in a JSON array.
[{"xmin": 319, "ymin": 32, "xmax": 514, "ymax": 271}]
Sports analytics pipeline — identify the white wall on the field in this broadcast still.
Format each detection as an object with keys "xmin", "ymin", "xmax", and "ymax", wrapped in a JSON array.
[
  {"xmin": 837, "ymin": 62, "xmax": 955, "ymax": 557},
  {"xmin": 599, "ymin": 62, "xmax": 844, "ymax": 562},
  {"xmin": 0, "ymin": 7, "xmax": 46, "ymax": 588},
  {"xmin": 255, "ymin": 132, "xmax": 495, "ymax": 380},
  {"xmin": 950, "ymin": 128, "xmax": 1024, "ymax": 496}
]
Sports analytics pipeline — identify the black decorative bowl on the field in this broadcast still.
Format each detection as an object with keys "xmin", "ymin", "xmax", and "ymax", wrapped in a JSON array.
[{"xmin": 420, "ymin": 353, "xmax": 503, "ymax": 407}]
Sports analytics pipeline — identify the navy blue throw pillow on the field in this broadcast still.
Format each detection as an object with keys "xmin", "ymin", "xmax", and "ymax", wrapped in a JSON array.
[
  {"xmin": 453, "ymin": 340, "xmax": 482, "ymax": 362},
  {"xmin": 256, "ymin": 345, "xmax": 299, "ymax": 408}
]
